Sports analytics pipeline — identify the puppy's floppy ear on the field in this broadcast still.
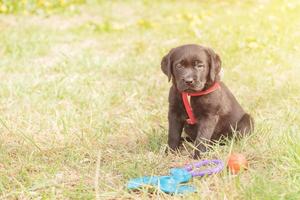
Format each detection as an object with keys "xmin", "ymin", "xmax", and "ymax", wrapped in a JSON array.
[
  {"xmin": 205, "ymin": 47, "xmax": 222, "ymax": 82},
  {"xmin": 161, "ymin": 49, "xmax": 173, "ymax": 82}
]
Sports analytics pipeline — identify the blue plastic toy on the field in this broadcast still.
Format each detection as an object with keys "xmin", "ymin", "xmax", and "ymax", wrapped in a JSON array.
[{"xmin": 127, "ymin": 159, "xmax": 224, "ymax": 194}]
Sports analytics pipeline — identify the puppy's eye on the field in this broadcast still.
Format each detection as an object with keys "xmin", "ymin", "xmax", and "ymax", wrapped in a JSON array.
[
  {"xmin": 194, "ymin": 61, "xmax": 204, "ymax": 68},
  {"xmin": 196, "ymin": 63, "xmax": 204, "ymax": 68},
  {"xmin": 176, "ymin": 63, "xmax": 183, "ymax": 69}
]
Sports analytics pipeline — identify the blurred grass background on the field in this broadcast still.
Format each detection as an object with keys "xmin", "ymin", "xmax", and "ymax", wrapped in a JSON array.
[
  {"xmin": 0, "ymin": 0, "xmax": 300, "ymax": 199},
  {"xmin": 0, "ymin": 0, "xmax": 85, "ymax": 14}
]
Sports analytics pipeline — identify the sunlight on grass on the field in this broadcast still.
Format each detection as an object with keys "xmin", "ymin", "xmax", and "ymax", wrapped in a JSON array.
[
  {"xmin": 0, "ymin": 0, "xmax": 300, "ymax": 199},
  {"xmin": 0, "ymin": 0, "xmax": 84, "ymax": 14}
]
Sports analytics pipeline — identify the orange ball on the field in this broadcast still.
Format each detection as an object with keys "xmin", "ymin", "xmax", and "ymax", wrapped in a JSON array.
[{"xmin": 227, "ymin": 153, "xmax": 248, "ymax": 174}]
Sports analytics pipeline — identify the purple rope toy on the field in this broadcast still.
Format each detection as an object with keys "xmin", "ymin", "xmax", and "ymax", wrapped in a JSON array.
[{"xmin": 184, "ymin": 159, "xmax": 224, "ymax": 177}]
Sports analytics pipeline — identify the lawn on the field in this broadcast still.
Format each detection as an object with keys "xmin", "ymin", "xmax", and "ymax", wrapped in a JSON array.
[{"xmin": 0, "ymin": 0, "xmax": 300, "ymax": 199}]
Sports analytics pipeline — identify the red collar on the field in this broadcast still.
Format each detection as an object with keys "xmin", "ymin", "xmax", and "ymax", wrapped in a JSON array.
[{"xmin": 181, "ymin": 82, "xmax": 221, "ymax": 125}]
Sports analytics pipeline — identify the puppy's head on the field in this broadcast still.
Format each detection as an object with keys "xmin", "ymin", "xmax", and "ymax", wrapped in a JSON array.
[{"xmin": 161, "ymin": 44, "xmax": 221, "ymax": 92}]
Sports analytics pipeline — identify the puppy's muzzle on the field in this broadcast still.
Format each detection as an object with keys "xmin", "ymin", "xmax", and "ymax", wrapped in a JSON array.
[{"xmin": 183, "ymin": 77, "xmax": 195, "ymax": 86}]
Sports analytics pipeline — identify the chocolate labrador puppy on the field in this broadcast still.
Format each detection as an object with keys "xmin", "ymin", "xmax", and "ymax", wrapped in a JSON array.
[{"xmin": 161, "ymin": 44, "xmax": 254, "ymax": 158}]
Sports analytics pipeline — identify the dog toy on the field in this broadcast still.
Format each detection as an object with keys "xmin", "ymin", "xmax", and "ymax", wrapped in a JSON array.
[
  {"xmin": 127, "ymin": 159, "xmax": 224, "ymax": 194},
  {"xmin": 227, "ymin": 153, "xmax": 248, "ymax": 174}
]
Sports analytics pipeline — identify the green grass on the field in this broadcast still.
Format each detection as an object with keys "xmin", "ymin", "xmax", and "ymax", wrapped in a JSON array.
[
  {"xmin": 0, "ymin": 0, "xmax": 300, "ymax": 199},
  {"xmin": 0, "ymin": 0, "xmax": 84, "ymax": 14}
]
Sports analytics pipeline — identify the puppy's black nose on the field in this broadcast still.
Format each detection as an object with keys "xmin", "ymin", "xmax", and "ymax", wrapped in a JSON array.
[{"xmin": 184, "ymin": 78, "xmax": 194, "ymax": 85}]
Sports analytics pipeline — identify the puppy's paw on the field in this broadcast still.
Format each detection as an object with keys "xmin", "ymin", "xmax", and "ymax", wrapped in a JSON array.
[
  {"xmin": 193, "ymin": 150, "xmax": 201, "ymax": 159},
  {"xmin": 192, "ymin": 143, "xmax": 208, "ymax": 159}
]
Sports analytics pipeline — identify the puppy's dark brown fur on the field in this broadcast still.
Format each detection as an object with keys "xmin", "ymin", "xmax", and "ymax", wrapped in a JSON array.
[{"xmin": 161, "ymin": 44, "xmax": 254, "ymax": 158}]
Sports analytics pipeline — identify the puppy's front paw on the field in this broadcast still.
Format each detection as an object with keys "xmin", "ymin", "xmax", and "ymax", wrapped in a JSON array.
[
  {"xmin": 192, "ymin": 143, "xmax": 207, "ymax": 159},
  {"xmin": 193, "ymin": 150, "xmax": 201, "ymax": 159}
]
